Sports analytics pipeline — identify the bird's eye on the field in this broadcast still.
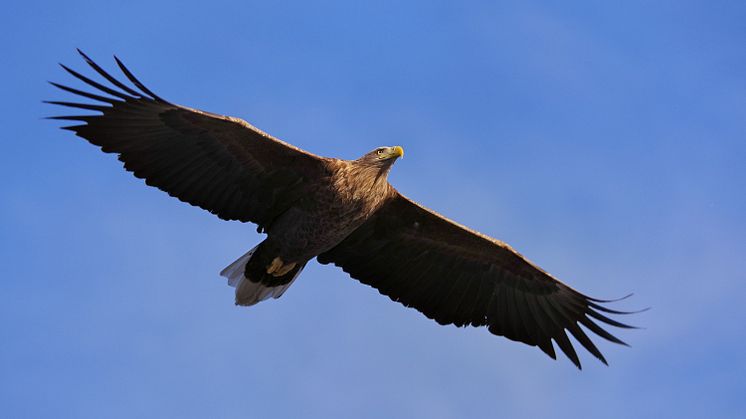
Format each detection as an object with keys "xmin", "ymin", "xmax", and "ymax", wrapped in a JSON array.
[{"xmin": 377, "ymin": 149, "xmax": 384, "ymax": 154}]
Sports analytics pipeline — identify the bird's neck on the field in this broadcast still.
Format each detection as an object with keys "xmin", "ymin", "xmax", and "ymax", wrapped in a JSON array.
[{"xmin": 348, "ymin": 160, "xmax": 392, "ymax": 186}]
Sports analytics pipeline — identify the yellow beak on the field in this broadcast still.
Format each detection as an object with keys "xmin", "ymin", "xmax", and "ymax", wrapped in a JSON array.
[{"xmin": 392, "ymin": 145, "xmax": 404, "ymax": 158}]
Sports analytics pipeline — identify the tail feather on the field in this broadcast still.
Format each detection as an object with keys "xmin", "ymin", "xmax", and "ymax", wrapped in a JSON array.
[
  {"xmin": 220, "ymin": 245, "xmax": 305, "ymax": 307},
  {"xmin": 220, "ymin": 246, "xmax": 257, "ymax": 287}
]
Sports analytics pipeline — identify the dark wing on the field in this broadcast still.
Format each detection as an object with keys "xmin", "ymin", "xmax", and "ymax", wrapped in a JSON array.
[
  {"xmin": 47, "ymin": 50, "xmax": 329, "ymax": 229},
  {"xmin": 318, "ymin": 192, "xmax": 637, "ymax": 369}
]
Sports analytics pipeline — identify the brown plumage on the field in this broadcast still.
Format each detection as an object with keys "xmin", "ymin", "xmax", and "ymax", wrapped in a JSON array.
[{"xmin": 47, "ymin": 50, "xmax": 639, "ymax": 369}]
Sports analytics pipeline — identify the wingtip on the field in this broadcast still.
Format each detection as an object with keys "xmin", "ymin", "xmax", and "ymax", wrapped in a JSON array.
[
  {"xmin": 77, "ymin": 48, "xmax": 93, "ymax": 62},
  {"xmin": 582, "ymin": 351, "xmax": 608, "ymax": 367},
  {"xmin": 111, "ymin": 55, "xmax": 168, "ymax": 103},
  {"xmin": 587, "ymin": 293, "xmax": 634, "ymax": 303},
  {"xmin": 588, "ymin": 300, "xmax": 650, "ymax": 316}
]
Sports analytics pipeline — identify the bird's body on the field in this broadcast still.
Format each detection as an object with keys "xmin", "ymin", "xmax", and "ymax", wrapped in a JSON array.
[
  {"xmin": 48, "ymin": 50, "xmax": 639, "ymax": 369},
  {"xmin": 267, "ymin": 156, "xmax": 395, "ymax": 264}
]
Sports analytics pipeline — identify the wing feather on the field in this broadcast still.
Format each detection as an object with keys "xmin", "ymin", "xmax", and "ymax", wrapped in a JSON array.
[
  {"xmin": 318, "ymin": 192, "xmax": 636, "ymax": 368},
  {"xmin": 48, "ymin": 51, "xmax": 329, "ymax": 227}
]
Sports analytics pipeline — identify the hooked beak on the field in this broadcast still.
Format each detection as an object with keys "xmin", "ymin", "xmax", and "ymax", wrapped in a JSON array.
[{"xmin": 391, "ymin": 145, "xmax": 404, "ymax": 159}]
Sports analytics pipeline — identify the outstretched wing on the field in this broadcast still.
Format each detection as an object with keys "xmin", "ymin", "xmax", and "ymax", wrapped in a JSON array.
[
  {"xmin": 318, "ymin": 192, "xmax": 637, "ymax": 369},
  {"xmin": 47, "ymin": 50, "xmax": 329, "ymax": 229}
]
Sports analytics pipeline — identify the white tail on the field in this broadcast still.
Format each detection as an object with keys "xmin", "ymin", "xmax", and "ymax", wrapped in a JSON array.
[{"xmin": 219, "ymin": 246, "xmax": 304, "ymax": 307}]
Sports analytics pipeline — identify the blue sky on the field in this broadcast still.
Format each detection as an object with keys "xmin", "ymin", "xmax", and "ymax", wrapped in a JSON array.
[{"xmin": 2, "ymin": 1, "xmax": 745, "ymax": 418}]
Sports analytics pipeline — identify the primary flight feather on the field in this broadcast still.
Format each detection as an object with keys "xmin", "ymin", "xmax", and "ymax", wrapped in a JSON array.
[{"xmin": 48, "ymin": 50, "xmax": 638, "ymax": 369}]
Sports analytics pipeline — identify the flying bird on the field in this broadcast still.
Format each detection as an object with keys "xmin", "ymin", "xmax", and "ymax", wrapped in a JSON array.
[{"xmin": 47, "ymin": 50, "xmax": 638, "ymax": 369}]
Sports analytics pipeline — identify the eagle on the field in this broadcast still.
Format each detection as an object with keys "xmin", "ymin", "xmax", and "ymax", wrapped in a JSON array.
[{"xmin": 47, "ymin": 50, "xmax": 637, "ymax": 369}]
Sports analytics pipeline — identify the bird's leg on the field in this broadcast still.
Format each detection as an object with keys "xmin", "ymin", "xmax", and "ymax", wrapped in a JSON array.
[
  {"xmin": 266, "ymin": 257, "xmax": 283, "ymax": 275},
  {"xmin": 266, "ymin": 257, "xmax": 297, "ymax": 277},
  {"xmin": 274, "ymin": 261, "xmax": 297, "ymax": 276}
]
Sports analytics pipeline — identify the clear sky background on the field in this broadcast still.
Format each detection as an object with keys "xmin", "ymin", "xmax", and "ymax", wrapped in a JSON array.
[{"xmin": 2, "ymin": 1, "xmax": 745, "ymax": 418}]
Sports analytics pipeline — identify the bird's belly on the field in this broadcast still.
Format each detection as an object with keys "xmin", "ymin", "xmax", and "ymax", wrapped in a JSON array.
[{"xmin": 266, "ymin": 202, "xmax": 372, "ymax": 262}]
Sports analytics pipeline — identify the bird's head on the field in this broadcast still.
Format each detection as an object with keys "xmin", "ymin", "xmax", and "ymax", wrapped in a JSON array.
[{"xmin": 356, "ymin": 145, "xmax": 404, "ymax": 168}]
